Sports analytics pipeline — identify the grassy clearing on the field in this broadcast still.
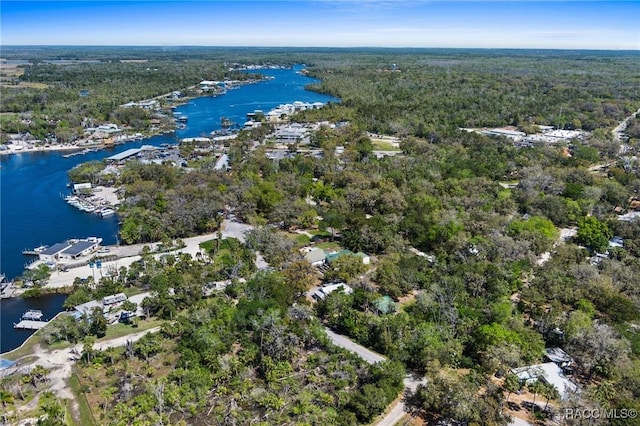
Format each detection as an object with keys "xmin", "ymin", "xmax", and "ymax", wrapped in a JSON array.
[
  {"xmin": 288, "ymin": 233, "xmax": 311, "ymax": 246},
  {"xmin": 98, "ymin": 317, "xmax": 164, "ymax": 342},
  {"xmin": 371, "ymin": 140, "xmax": 401, "ymax": 151},
  {"xmin": 199, "ymin": 239, "xmax": 216, "ymax": 252},
  {"xmin": 315, "ymin": 241, "xmax": 342, "ymax": 252},
  {"xmin": 69, "ymin": 370, "xmax": 97, "ymax": 426}
]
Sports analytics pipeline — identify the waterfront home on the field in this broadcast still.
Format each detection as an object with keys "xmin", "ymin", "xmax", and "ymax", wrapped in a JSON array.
[
  {"xmin": 73, "ymin": 182, "xmax": 92, "ymax": 194},
  {"xmin": 74, "ymin": 300, "xmax": 104, "ymax": 317},
  {"xmin": 38, "ymin": 242, "xmax": 73, "ymax": 263},
  {"xmin": 59, "ymin": 240, "xmax": 101, "ymax": 260},
  {"xmin": 121, "ymin": 100, "xmax": 158, "ymax": 110},
  {"xmin": 37, "ymin": 237, "xmax": 102, "ymax": 262}
]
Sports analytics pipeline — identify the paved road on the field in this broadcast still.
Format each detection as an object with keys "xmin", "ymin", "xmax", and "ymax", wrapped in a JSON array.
[
  {"xmin": 323, "ymin": 327, "xmax": 426, "ymax": 426},
  {"xmin": 324, "ymin": 327, "xmax": 386, "ymax": 364}
]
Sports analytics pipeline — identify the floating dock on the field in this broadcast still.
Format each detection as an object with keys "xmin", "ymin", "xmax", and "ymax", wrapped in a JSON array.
[{"xmin": 13, "ymin": 320, "xmax": 49, "ymax": 330}]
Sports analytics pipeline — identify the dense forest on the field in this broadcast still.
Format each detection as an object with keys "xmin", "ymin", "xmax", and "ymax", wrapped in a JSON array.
[{"xmin": 2, "ymin": 47, "xmax": 640, "ymax": 425}]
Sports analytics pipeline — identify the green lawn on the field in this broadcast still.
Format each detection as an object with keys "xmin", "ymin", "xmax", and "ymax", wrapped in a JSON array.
[
  {"xmin": 315, "ymin": 241, "xmax": 342, "ymax": 252},
  {"xmin": 99, "ymin": 318, "xmax": 164, "ymax": 342},
  {"xmin": 371, "ymin": 140, "xmax": 401, "ymax": 152},
  {"xmin": 68, "ymin": 371, "xmax": 97, "ymax": 426}
]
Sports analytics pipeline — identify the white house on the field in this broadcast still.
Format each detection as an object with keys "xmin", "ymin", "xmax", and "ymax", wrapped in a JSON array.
[
  {"xmin": 103, "ymin": 292, "xmax": 127, "ymax": 305},
  {"xmin": 312, "ymin": 283, "xmax": 353, "ymax": 301}
]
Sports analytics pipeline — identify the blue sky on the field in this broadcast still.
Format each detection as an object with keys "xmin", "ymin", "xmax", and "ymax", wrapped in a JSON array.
[{"xmin": 1, "ymin": 1, "xmax": 638, "ymax": 49}]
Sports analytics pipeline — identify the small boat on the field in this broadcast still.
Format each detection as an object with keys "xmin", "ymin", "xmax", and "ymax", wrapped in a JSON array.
[
  {"xmin": 21, "ymin": 309, "xmax": 44, "ymax": 321},
  {"xmin": 100, "ymin": 208, "xmax": 116, "ymax": 217}
]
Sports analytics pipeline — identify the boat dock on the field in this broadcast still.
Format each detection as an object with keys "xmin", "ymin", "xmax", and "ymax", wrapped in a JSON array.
[{"xmin": 13, "ymin": 320, "xmax": 49, "ymax": 330}]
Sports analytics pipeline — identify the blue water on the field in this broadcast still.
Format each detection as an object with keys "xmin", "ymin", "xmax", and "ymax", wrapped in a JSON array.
[{"xmin": 0, "ymin": 66, "xmax": 337, "ymax": 353}]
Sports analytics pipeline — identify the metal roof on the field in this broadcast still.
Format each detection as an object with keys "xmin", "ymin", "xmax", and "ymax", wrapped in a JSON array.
[
  {"xmin": 40, "ymin": 242, "xmax": 72, "ymax": 256},
  {"xmin": 107, "ymin": 148, "xmax": 141, "ymax": 161},
  {"xmin": 62, "ymin": 241, "xmax": 97, "ymax": 256}
]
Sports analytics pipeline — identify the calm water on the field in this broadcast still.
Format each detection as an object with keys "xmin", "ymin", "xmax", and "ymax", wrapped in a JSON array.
[{"xmin": 0, "ymin": 66, "xmax": 336, "ymax": 353}]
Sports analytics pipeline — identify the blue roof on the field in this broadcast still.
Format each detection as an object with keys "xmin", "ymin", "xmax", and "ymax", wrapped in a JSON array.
[
  {"xmin": 41, "ymin": 242, "xmax": 71, "ymax": 255},
  {"xmin": 62, "ymin": 241, "xmax": 96, "ymax": 256}
]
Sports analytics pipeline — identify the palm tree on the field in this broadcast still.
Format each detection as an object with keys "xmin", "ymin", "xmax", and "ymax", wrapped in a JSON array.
[
  {"xmin": 503, "ymin": 373, "xmax": 521, "ymax": 404},
  {"xmin": 542, "ymin": 383, "xmax": 560, "ymax": 411},
  {"xmin": 528, "ymin": 379, "xmax": 546, "ymax": 408}
]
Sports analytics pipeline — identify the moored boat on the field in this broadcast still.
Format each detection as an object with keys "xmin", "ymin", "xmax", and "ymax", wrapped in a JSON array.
[{"xmin": 21, "ymin": 309, "xmax": 44, "ymax": 321}]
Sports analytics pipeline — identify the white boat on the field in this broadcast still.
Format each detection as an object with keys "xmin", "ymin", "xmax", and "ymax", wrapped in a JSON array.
[
  {"xmin": 100, "ymin": 208, "xmax": 116, "ymax": 217},
  {"xmin": 21, "ymin": 309, "xmax": 44, "ymax": 321}
]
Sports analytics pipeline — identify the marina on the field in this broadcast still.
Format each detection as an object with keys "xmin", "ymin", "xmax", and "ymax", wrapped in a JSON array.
[{"xmin": 0, "ymin": 66, "xmax": 337, "ymax": 353}]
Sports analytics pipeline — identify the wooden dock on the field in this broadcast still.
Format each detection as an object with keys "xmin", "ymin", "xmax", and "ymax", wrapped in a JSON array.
[{"xmin": 13, "ymin": 320, "xmax": 48, "ymax": 330}]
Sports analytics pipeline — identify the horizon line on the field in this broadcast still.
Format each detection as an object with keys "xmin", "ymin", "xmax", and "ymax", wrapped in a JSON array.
[{"xmin": 1, "ymin": 44, "xmax": 639, "ymax": 52}]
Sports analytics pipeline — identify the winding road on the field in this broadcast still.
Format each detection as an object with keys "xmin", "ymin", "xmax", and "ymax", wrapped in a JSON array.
[{"xmin": 323, "ymin": 327, "xmax": 425, "ymax": 426}]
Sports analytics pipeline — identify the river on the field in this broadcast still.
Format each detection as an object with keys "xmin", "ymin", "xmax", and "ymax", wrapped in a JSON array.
[{"xmin": 0, "ymin": 66, "xmax": 336, "ymax": 353}]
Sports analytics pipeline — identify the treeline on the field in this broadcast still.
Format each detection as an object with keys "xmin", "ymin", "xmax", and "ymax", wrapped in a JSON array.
[
  {"xmin": 0, "ymin": 60, "xmax": 257, "ymax": 140},
  {"xmin": 301, "ymin": 54, "xmax": 640, "ymax": 136}
]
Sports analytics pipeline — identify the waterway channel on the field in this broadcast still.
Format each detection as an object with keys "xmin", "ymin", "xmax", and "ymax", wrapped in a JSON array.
[{"xmin": 0, "ymin": 66, "xmax": 337, "ymax": 353}]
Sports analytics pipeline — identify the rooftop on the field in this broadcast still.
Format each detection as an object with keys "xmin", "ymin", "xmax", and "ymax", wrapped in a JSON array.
[
  {"xmin": 40, "ymin": 242, "xmax": 71, "ymax": 256},
  {"xmin": 62, "ymin": 240, "xmax": 97, "ymax": 256}
]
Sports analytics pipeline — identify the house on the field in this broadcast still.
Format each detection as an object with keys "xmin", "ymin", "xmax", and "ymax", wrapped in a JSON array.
[
  {"xmin": 312, "ymin": 283, "xmax": 353, "ymax": 301},
  {"xmin": 305, "ymin": 249, "xmax": 327, "ymax": 267},
  {"xmin": 511, "ymin": 362, "xmax": 577, "ymax": 399},
  {"xmin": 544, "ymin": 347, "xmax": 574, "ymax": 370},
  {"xmin": 59, "ymin": 240, "xmax": 100, "ymax": 260},
  {"xmin": 275, "ymin": 123, "xmax": 308, "ymax": 142},
  {"xmin": 121, "ymin": 100, "xmax": 158, "ymax": 110},
  {"xmin": 73, "ymin": 182, "xmax": 92, "ymax": 194},
  {"xmin": 74, "ymin": 300, "xmax": 104, "ymax": 317},
  {"xmin": 103, "ymin": 292, "xmax": 127, "ymax": 305},
  {"xmin": 355, "ymin": 252, "xmax": 371, "ymax": 265},
  {"xmin": 609, "ymin": 236, "xmax": 624, "ymax": 248},
  {"xmin": 38, "ymin": 242, "xmax": 73, "ymax": 263},
  {"xmin": 96, "ymin": 123, "xmax": 122, "ymax": 134},
  {"xmin": 214, "ymin": 154, "xmax": 230, "ymax": 171}
]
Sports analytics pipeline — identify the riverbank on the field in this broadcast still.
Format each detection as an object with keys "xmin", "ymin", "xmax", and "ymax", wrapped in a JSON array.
[{"xmin": 0, "ymin": 74, "xmax": 268, "ymax": 158}]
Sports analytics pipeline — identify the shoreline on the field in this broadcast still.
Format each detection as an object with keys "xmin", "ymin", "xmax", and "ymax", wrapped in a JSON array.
[{"xmin": 0, "ymin": 75, "xmax": 269, "ymax": 158}]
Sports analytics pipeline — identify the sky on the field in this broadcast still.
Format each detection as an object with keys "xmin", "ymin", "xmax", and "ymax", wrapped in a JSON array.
[{"xmin": 0, "ymin": 1, "xmax": 638, "ymax": 50}]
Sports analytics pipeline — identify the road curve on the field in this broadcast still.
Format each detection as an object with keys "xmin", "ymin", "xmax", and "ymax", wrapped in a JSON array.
[
  {"xmin": 323, "ymin": 327, "xmax": 386, "ymax": 364},
  {"xmin": 323, "ymin": 327, "xmax": 426, "ymax": 426}
]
